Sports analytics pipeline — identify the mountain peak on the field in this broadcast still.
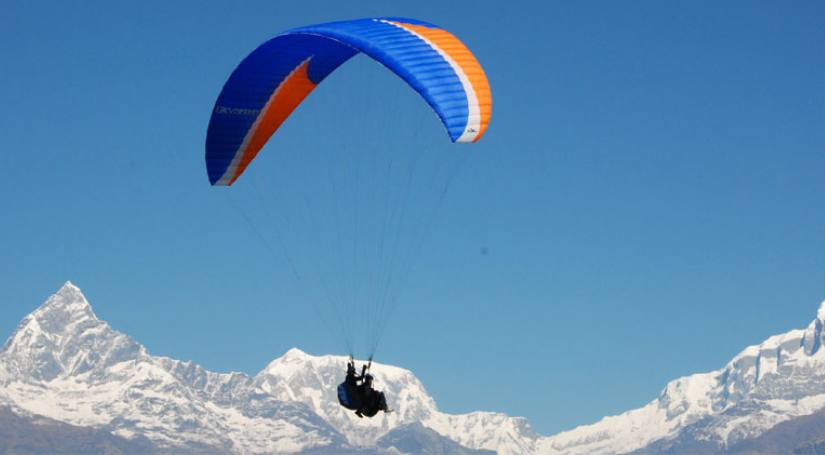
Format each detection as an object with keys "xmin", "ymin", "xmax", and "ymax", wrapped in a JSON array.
[
  {"xmin": 59, "ymin": 280, "xmax": 80, "ymax": 293},
  {"xmin": 259, "ymin": 347, "xmax": 331, "ymax": 378},
  {"xmin": 802, "ymin": 302, "xmax": 825, "ymax": 356},
  {"xmin": 48, "ymin": 281, "xmax": 85, "ymax": 304},
  {"xmin": 2, "ymin": 282, "xmax": 142, "ymax": 381},
  {"xmin": 31, "ymin": 281, "xmax": 97, "ymax": 326},
  {"xmin": 283, "ymin": 347, "xmax": 309, "ymax": 358},
  {"xmin": 817, "ymin": 300, "xmax": 825, "ymax": 322}
]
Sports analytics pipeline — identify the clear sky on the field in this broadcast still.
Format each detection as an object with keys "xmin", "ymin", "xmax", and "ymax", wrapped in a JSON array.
[{"xmin": 2, "ymin": 0, "xmax": 824, "ymax": 435}]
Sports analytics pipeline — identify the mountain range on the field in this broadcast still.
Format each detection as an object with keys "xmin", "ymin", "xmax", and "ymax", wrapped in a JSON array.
[{"xmin": 3, "ymin": 282, "xmax": 825, "ymax": 454}]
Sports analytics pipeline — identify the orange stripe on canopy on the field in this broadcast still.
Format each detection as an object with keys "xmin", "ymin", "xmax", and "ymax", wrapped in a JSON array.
[
  {"xmin": 392, "ymin": 22, "xmax": 492, "ymax": 141},
  {"xmin": 229, "ymin": 59, "xmax": 318, "ymax": 185}
]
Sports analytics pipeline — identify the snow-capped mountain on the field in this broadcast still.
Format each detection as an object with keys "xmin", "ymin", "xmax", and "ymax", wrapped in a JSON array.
[
  {"xmin": 5, "ymin": 282, "xmax": 825, "ymax": 454},
  {"xmin": 0, "ymin": 282, "xmax": 346, "ymax": 453},
  {"xmin": 254, "ymin": 347, "xmax": 538, "ymax": 452},
  {"xmin": 539, "ymin": 300, "xmax": 825, "ymax": 454},
  {"xmin": 0, "ymin": 282, "xmax": 532, "ymax": 454}
]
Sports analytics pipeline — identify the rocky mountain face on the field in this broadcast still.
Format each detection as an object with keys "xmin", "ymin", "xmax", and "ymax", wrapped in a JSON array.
[
  {"xmin": 4, "ymin": 282, "xmax": 825, "ymax": 454},
  {"xmin": 0, "ymin": 405, "xmax": 156, "ymax": 454}
]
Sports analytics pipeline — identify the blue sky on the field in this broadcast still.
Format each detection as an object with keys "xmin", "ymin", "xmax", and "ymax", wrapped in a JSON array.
[{"xmin": 2, "ymin": 0, "xmax": 824, "ymax": 435}]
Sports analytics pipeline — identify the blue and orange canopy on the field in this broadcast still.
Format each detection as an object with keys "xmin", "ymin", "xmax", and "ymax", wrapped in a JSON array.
[{"xmin": 205, "ymin": 17, "xmax": 492, "ymax": 186}]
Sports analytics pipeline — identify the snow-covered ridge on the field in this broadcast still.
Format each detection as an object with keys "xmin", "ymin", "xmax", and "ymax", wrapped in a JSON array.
[{"xmin": 4, "ymin": 282, "xmax": 825, "ymax": 454}]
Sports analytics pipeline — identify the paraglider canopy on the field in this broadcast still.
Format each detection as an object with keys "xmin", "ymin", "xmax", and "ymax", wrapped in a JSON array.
[{"xmin": 205, "ymin": 17, "xmax": 492, "ymax": 186}]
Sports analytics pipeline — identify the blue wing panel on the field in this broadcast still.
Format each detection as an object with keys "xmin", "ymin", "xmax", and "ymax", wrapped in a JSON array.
[{"xmin": 288, "ymin": 18, "xmax": 470, "ymax": 141}]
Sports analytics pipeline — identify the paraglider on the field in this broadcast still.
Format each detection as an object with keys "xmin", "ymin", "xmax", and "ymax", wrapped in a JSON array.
[
  {"xmin": 337, "ymin": 360, "xmax": 391, "ymax": 418},
  {"xmin": 205, "ymin": 17, "xmax": 491, "ymax": 417}
]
